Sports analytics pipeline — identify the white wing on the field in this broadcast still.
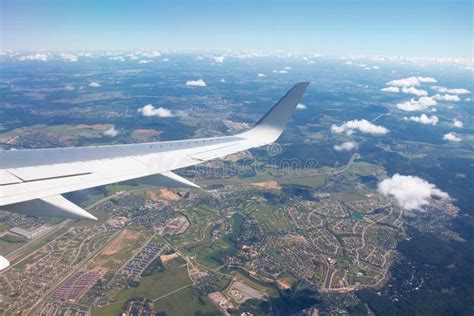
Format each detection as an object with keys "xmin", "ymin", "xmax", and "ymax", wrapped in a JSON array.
[{"xmin": 0, "ymin": 82, "xmax": 309, "ymax": 220}]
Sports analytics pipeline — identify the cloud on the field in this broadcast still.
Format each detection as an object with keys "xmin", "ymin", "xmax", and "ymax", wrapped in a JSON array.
[
  {"xmin": 212, "ymin": 56, "xmax": 225, "ymax": 63},
  {"xmin": 273, "ymin": 69, "xmax": 288, "ymax": 74},
  {"xmin": 296, "ymin": 103, "xmax": 307, "ymax": 110},
  {"xmin": 162, "ymin": 58, "xmax": 169, "ymax": 62},
  {"xmin": 401, "ymin": 86, "xmax": 428, "ymax": 97},
  {"xmin": 60, "ymin": 53, "xmax": 78, "ymax": 62},
  {"xmin": 137, "ymin": 104, "xmax": 173, "ymax": 117},
  {"xmin": 381, "ymin": 86, "xmax": 400, "ymax": 93},
  {"xmin": 453, "ymin": 119, "xmax": 463, "ymax": 128},
  {"xmin": 433, "ymin": 94, "xmax": 461, "ymax": 102},
  {"xmin": 430, "ymin": 86, "xmax": 470, "ymax": 94},
  {"xmin": 404, "ymin": 114, "xmax": 438, "ymax": 125},
  {"xmin": 396, "ymin": 97, "xmax": 437, "ymax": 111},
  {"xmin": 333, "ymin": 141, "xmax": 358, "ymax": 151},
  {"xmin": 138, "ymin": 59, "xmax": 153, "ymax": 64},
  {"xmin": 443, "ymin": 132, "xmax": 462, "ymax": 142},
  {"xmin": 185, "ymin": 79, "xmax": 207, "ymax": 87},
  {"xmin": 89, "ymin": 81, "xmax": 101, "ymax": 87},
  {"xmin": 331, "ymin": 119, "xmax": 389, "ymax": 135},
  {"xmin": 307, "ymin": 60, "xmax": 316, "ymax": 64},
  {"xmin": 17, "ymin": 53, "xmax": 48, "ymax": 61},
  {"xmin": 64, "ymin": 85, "xmax": 75, "ymax": 91},
  {"xmin": 377, "ymin": 174, "xmax": 450, "ymax": 211},
  {"xmin": 220, "ymin": 78, "xmax": 226, "ymax": 83},
  {"xmin": 142, "ymin": 50, "xmax": 161, "ymax": 58},
  {"xmin": 103, "ymin": 126, "xmax": 119, "ymax": 137},
  {"xmin": 257, "ymin": 73, "xmax": 266, "ymax": 77},
  {"xmin": 386, "ymin": 76, "xmax": 437, "ymax": 87},
  {"xmin": 109, "ymin": 56, "xmax": 125, "ymax": 61},
  {"xmin": 345, "ymin": 61, "xmax": 353, "ymax": 65}
]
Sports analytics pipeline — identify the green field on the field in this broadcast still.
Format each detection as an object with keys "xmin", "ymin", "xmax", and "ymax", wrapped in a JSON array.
[
  {"xmin": 0, "ymin": 234, "xmax": 27, "ymax": 253},
  {"xmin": 93, "ymin": 258, "xmax": 198, "ymax": 316},
  {"xmin": 153, "ymin": 286, "xmax": 220, "ymax": 315},
  {"xmin": 252, "ymin": 204, "xmax": 289, "ymax": 232},
  {"xmin": 351, "ymin": 211, "xmax": 364, "ymax": 221}
]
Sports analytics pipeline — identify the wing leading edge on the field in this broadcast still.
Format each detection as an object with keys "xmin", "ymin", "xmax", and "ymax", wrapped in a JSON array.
[{"xmin": 0, "ymin": 82, "xmax": 309, "ymax": 220}]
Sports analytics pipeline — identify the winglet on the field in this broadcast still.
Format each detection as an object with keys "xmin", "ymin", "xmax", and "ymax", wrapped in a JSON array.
[
  {"xmin": 239, "ymin": 82, "xmax": 310, "ymax": 145},
  {"xmin": 2, "ymin": 195, "xmax": 97, "ymax": 220}
]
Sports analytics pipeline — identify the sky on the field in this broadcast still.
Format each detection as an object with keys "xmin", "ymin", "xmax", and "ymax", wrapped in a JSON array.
[{"xmin": 1, "ymin": 0, "xmax": 472, "ymax": 57}]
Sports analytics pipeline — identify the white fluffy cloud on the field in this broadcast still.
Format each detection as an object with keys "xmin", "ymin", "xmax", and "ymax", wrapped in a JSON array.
[
  {"xmin": 185, "ymin": 79, "xmax": 207, "ymax": 87},
  {"xmin": 296, "ymin": 103, "xmax": 307, "ymax": 110},
  {"xmin": 60, "ymin": 53, "xmax": 78, "ymax": 62},
  {"xmin": 396, "ymin": 97, "xmax": 437, "ymax": 111},
  {"xmin": 142, "ymin": 50, "xmax": 161, "ymax": 58},
  {"xmin": 404, "ymin": 114, "xmax": 439, "ymax": 125},
  {"xmin": 401, "ymin": 86, "xmax": 428, "ymax": 97},
  {"xmin": 103, "ymin": 126, "xmax": 119, "ymax": 137},
  {"xmin": 431, "ymin": 86, "xmax": 470, "ymax": 94},
  {"xmin": 453, "ymin": 119, "xmax": 463, "ymax": 128},
  {"xmin": 89, "ymin": 81, "xmax": 101, "ymax": 87},
  {"xmin": 109, "ymin": 56, "xmax": 125, "ymax": 62},
  {"xmin": 377, "ymin": 174, "xmax": 450, "ymax": 211},
  {"xmin": 137, "ymin": 104, "xmax": 173, "ymax": 117},
  {"xmin": 331, "ymin": 119, "xmax": 389, "ymax": 135},
  {"xmin": 443, "ymin": 132, "xmax": 462, "ymax": 142},
  {"xmin": 433, "ymin": 94, "xmax": 461, "ymax": 102},
  {"xmin": 17, "ymin": 53, "xmax": 48, "ymax": 61},
  {"xmin": 333, "ymin": 141, "xmax": 358, "ymax": 151},
  {"xmin": 212, "ymin": 56, "xmax": 225, "ymax": 63},
  {"xmin": 257, "ymin": 73, "xmax": 266, "ymax": 77},
  {"xmin": 138, "ymin": 59, "xmax": 153, "ymax": 64},
  {"xmin": 386, "ymin": 76, "xmax": 437, "ymax": 87},
  {"xmin": 272, "ymin": 69, "xmax": 288, "ymax": 74},
  {"xmin": 381, "ymin": 86, "xmax": 400, "ymax": 93}
]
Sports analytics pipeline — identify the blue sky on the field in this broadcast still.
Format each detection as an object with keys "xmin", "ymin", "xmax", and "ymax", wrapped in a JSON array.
[{"xmin": 1, "ymin": 0, "xmax": 472, "ymax": 57}]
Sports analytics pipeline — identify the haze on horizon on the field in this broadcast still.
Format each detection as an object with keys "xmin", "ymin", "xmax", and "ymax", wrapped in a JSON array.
[{"xmin": 1, "ymin": 0, "xmax": 472, "ymax": 58}]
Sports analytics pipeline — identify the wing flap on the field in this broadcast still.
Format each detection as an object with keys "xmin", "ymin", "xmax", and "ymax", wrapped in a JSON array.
[
  {"xmin": 0, "ymin": 170, "xmax": 22, "ymax": 185},
  {"xmin": 189, "ymin": 142, "xmax": 250, "ymax": 161},
  {"xmin": 8, "ymin": 163, "xmax": 93, "ymax": 182}
]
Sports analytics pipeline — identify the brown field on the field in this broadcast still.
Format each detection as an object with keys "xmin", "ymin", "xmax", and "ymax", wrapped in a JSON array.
[
  {"xmin": 277, "ymin": 279, "xmax": 291, "ymax": 289},
  {"xmin": 159, "ymin": 188, "xmax": 179, "ymax": 201},
  {"xmin": 73, "ymin": 124, "xmax": 112, "ymax": 131},
  {"xmin": 146, "ymin": 188, "xmax": 179, "ymax": 202},
  {"xmin": 160, "ymin": 252, "xmax": 179, "ymax": 263},
  {"xmin": 248, "ymin": 180, "xmax": 281, "ymax": 190},
  {"xmin": 101, "ymin": 229, "xmax": 141, "ymax": 256},
  {"xmin": 89, "ymin": 229, "xmax": 146, "ymax": 271},
  {"xmin": 146, "ymin": 191, "xmax": 160, "ymax": 201}
]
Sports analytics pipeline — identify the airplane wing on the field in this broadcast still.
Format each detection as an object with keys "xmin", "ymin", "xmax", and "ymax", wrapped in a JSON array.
[{"xmin": 0, "ymin": 82, "xmax": 309, "ymax": 220}]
